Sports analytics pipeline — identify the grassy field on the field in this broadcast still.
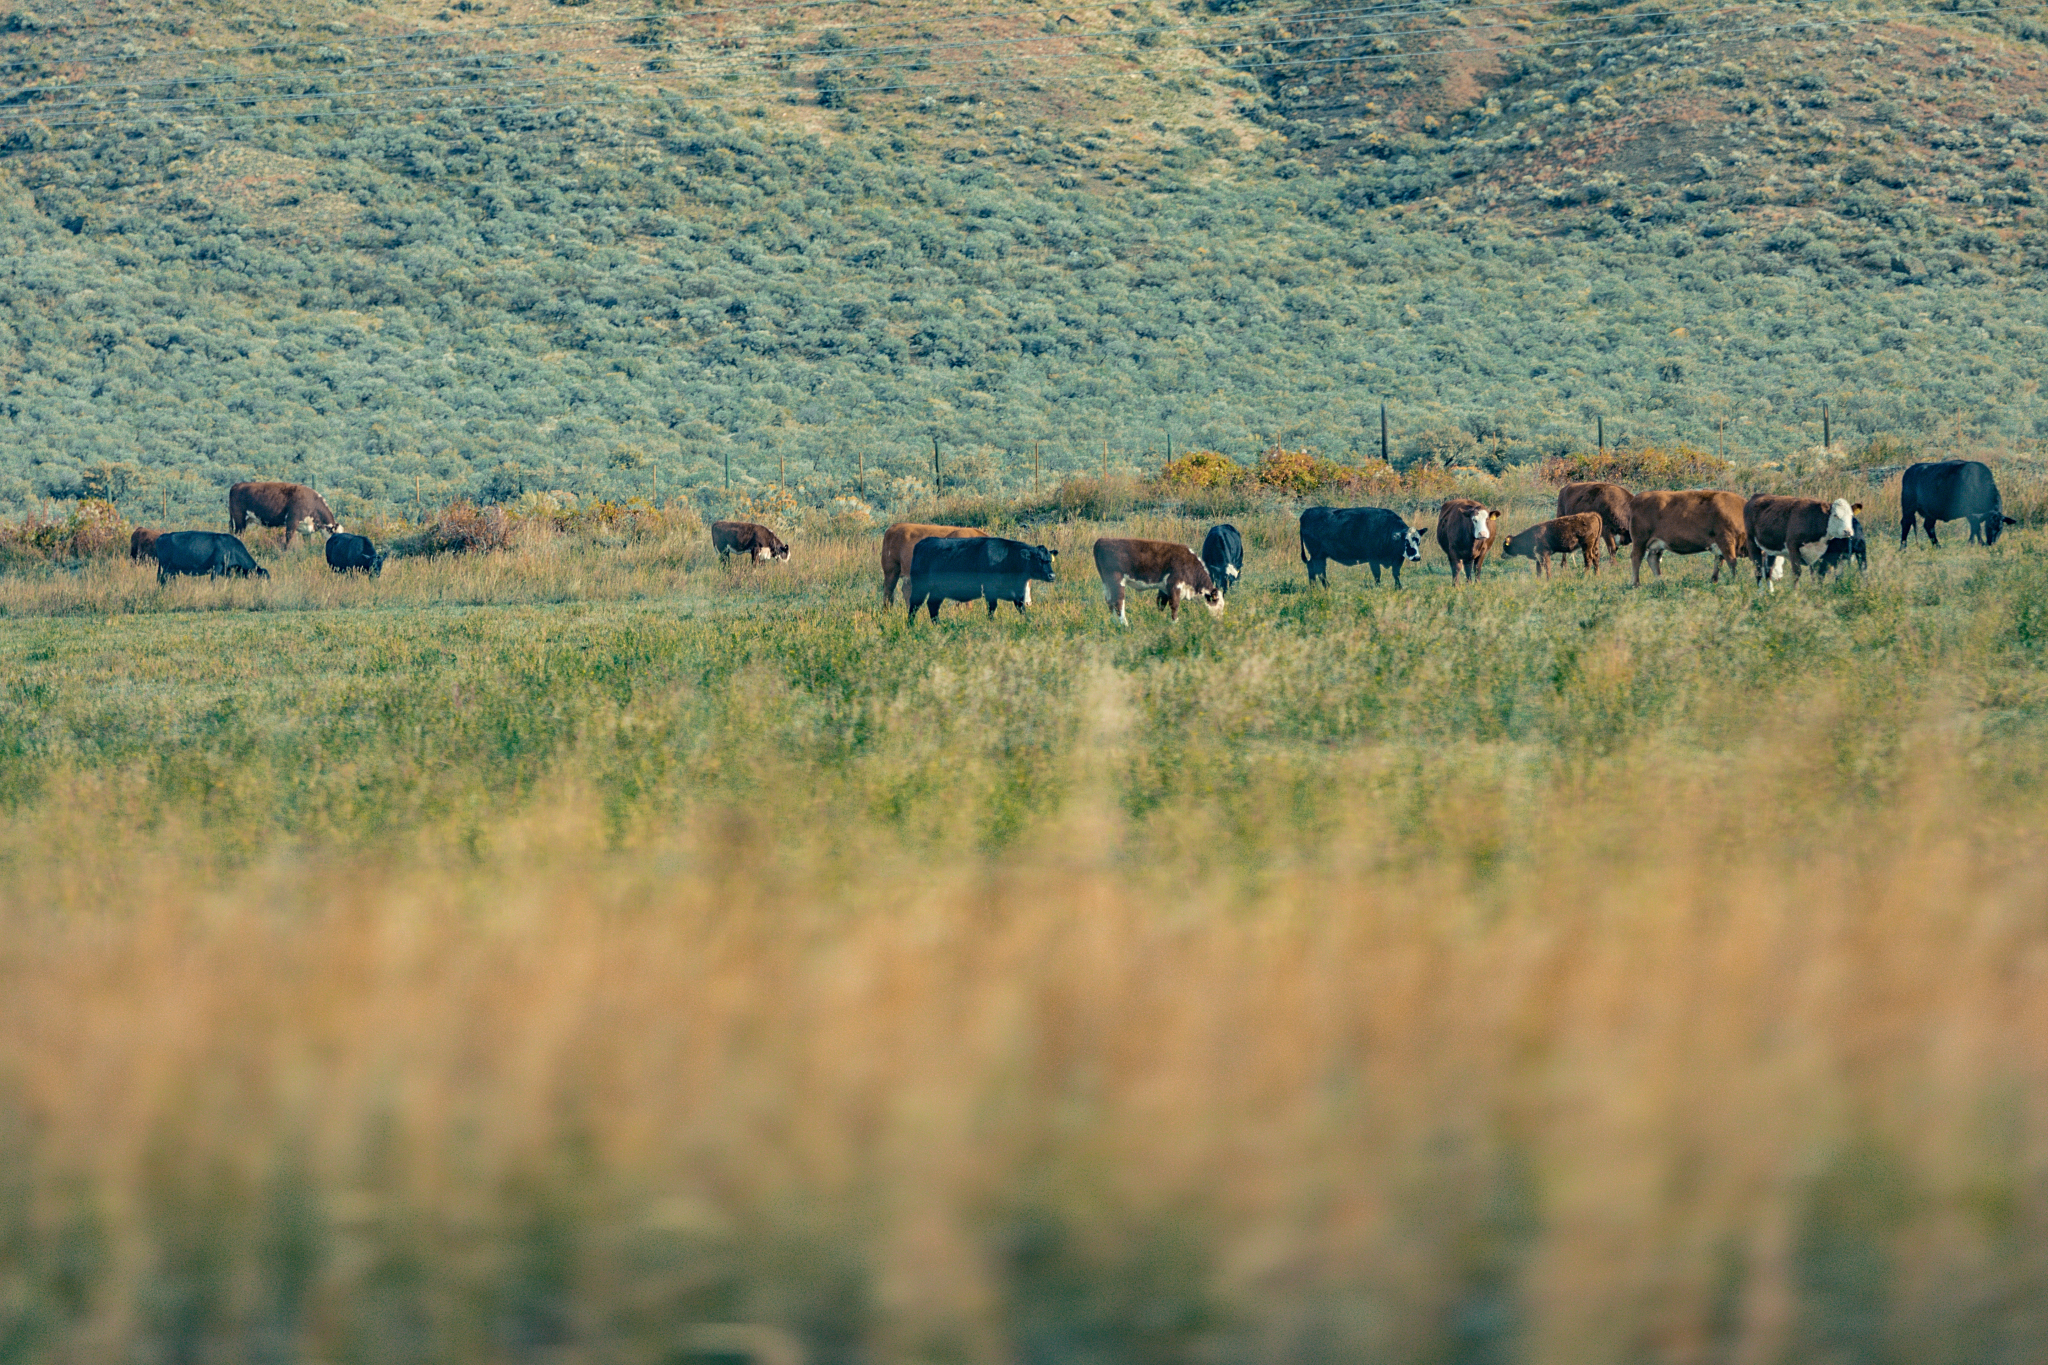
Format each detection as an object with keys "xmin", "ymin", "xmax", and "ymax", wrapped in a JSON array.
[{"xmin": 4, "ymin": 491, "xmax": 2048, "ymax": 1364}]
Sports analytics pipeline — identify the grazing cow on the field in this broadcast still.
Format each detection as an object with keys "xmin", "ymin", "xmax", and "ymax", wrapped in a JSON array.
[
  {"xmin": 1900, "ymin": 460, "xmax": 2015, "ymax": 547},
  {"xmin": 325, "ymin": 532, "xmax": 388, "ymax": 576},
  {"xmin": 1092, "ymin": 537, "xmax": 1223, "ymax": 624},
  {"xmin": 1814, "ymin": 513, "xmax": 1868, "ymax": 579},
  {"xmin": 1745, "ymin": 495, "xmax": 1861, "ymax": 592},
  {"xmin": 1556, "ymin": 481, "xmax": 1634, "ymax": 555},
  {"xmin": 129, "ymin": 527, "xmax": 161, "ymax": 563},
  {"xmin": 905, "ymin": 535, "xmax": 1058, "ymax": 622},
  {"xmin": 1627, "ymin": 490, "xmax": 1747, "ymax": 587},
  {"xmin": 880, "ymin": 522, "xmax": 983, "ymax": 605},
  {"xmin": 228, "ymin": 481, "xmax": 341, "ymax": 550},
  {"xmin": 1201, "ymin": 524, "xmax": 1244, "ymax": 597},
  {"xmin": 1436, "ymin": 498, "xmax": 1505, "ymax": 583},
  {"xmin": 1299, "ymin": 506, "xmax": 1424, "ymax": 589},
  {"xmin": 153, "ymin": 531, "xmax": 269, "ymax": 585},
  {"xmin": 710, "ymin": 520, "xmax": 790, "ymax": 564},
  {"xmin": 1501, "ymin": 512, "xmax": 1604, "ymax": 577}
]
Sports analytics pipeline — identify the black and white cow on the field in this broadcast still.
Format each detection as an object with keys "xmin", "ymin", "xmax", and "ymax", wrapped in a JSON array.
[
  {"xmin": 1201, "ymin": 524, "xmax": 1244, "ymax": 597},
  {"xmin": 1813, "ymin": 514, "xmax": 1867, "ymax": 580},
  {"xmin": 1744, "ymin": 495, "xmax": 1860, "ymax": 591},
  {"xmin": 153, "ymin": 531, "xmax": 269, "ymax": 586},
  {"xmin": 905, "ymin": 535, "xmax": 1058, "ymax": 622},
  {"xmin": 1900, "ymin": 460, "xmax": 2016, "ymax": 547},
  {"xmin": 1299, "ymin": 506, "xmax": 1425, "ymax": 589}
]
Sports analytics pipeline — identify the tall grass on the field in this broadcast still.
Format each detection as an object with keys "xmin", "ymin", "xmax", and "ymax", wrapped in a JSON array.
[{"xmin": 3, "ymin": 503, "xmax": 2047, "ymax": 1363}]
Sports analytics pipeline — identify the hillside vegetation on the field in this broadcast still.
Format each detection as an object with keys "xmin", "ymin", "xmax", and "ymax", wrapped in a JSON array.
[{"xmin": 0, "ymin": 0, "xmax": 2044, "ymax": 524}]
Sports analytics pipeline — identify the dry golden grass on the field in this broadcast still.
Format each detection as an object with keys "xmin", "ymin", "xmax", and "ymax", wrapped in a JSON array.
[{"xmin": 2, "ymin": 494, "xmax": 2047, "ymax": 1362}]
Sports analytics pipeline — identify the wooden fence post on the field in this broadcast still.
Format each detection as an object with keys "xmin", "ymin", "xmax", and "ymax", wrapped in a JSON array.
[
  {"xmin": 1102, "ymin": 437, "xmax": 1108, "ymax": 481},
  {"xmin": 1598, "ymin": 417, "xmax": 1605, "ymax": 458},
  {"xmin": 1380, "ymin": 402, "xmax": 1388, "ymax": 464},
  {"xmin": 932, "ymin": 436, "xmax": 941, "ymax": 496}
]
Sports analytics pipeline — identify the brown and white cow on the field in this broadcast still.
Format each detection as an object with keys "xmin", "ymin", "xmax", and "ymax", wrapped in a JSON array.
[
  {"xmin": 710, "ymin": 520, "xmax": 790, "ymax": 564},
  {"xmin": 1744, "ymin": 495, "xmax": 1861, "ymax": 592},
  {"xmin": 1501, "ymin": 512, "xmax": 1604, "ymax": 577},
  {"xmin": 1092, "ymin": 537, "xmax": 1222, "ymax": 624},
  {"xmin": 880, "ymin": 522, "xmax": 981, "ymax": 605},
  {"xmin": 228, "ymin": 481, "xmax": 341, "ymax": 550},
  {"xmin": 1627, "ymin": 490, "xmax": 1746, "ymax": 587},
  {"xmin": 1436, "ymin": 498, "xmax": 1505, "ymax": 582},
  {"xmin": 1556, "ymin": 481, "xmax": 1634, "ymax": 556},
  {"xmin": 130, "ymin": 527, "xmax": 162, "ymax": 563}
]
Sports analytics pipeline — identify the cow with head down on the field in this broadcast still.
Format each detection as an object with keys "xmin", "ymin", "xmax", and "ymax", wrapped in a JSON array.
[
  {"xmin": 1744, "ymin": 495, "xmax": 1862, "ymax": 592},
  {"xmin": 711, "ymin": 521, "xmax": 790, "ymax": 565},
  {"xmin": 1092, "ymin": 537, "xmax": 1222, "ymax": 625},
  {"xmin": 229, "ymin": 481, "xmax": 341, "ymax": 551},
  {"xmin": 130, "ymin": 527, "xmax": 162, "ymax": 563},
  {"xmin": 1436, "ymin": 498, "xmax": 1505, "ymax": 583}
]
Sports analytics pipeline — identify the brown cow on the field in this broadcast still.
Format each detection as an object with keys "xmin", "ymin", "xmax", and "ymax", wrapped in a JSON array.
[
  {"xmin": 130, "ymin": 527, "xmax": 162, "ymax": 562},
  {"xmin": 880, "ymin": 523, "xmax": 980, "ymax": 605},
  {"xmin": 1436, "ymin": 498, "xmax": 1505, "ymax": 582},
  {"xmin": 1627, "ymin": 490, "xmax": 1746, "ymax": 586},
  {"xmin": 1556, "ymin": 481, "xmax": 1634, "ymax": 556},
  {"xmin": 1092, "ymin": 537, "xmax": 1222, "ymax": 624},
  {"xmin": 710, "ymin": 520, "xmax": 790, "ymax": 564},
  {"xmin": 1744, "ymin": 495, "xmax": 1860, "ymax": 592},
  {"xmin": 228, "ymin": 481, "xmax": 341, "ymax": 550},
  {"xmin": 1501, "ymin": 512, "xmax": 1604, "ymax": 577}
]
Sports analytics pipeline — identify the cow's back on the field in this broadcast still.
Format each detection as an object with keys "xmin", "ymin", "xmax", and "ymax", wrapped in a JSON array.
[
  {"xmin": 1558, "ymin": 482, "xmax": 1632, "ymax": 538},
  {"xmin": 884, "ymin": 523, "xmax": 978, "ymax": 576},
  {"xmin": 1633, "ymin": 489, "xmax": 1744, "ymax": 551}
]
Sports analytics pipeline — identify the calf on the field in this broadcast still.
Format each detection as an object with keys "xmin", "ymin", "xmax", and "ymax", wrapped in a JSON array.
[
  {"xmin": 130, "ymin": 527, "xmax": 162, "ymax": 563},
  {"xmin": 1501, "ymin": 512, "xmax": 1604, "ymax": 577},
  {"xmin": 711, "ymin": 520, "xmax": 790, "ymax": 564},
  {"xmin": 1201, "ymin": 524, "xmax": 1244, "ymax": 597},
  {"xmin": 1092, "ymin": 538, "xmax": 1223, "ymax": 624},
  {"xmin": 228, "ymin": 481, "xmax": 341, "ymax": 550},
  {"xmin": 1436, "ymin": 498, "xmax": 1505, "ymax": 583},
  {"xmin": 153, "ymin": 531, "xmax": 269, "ymax": 585},
  {"xmin": 905, "ymin": 536, "xmax": 1057, "ymax": 622},
  {"xmin": 1627, "ymin": 490, "xmax": 1746, "ymax": 587},
  {"xmin": 881, "ymin": 522, "xmax": 983, "ymax": 605},
  {"xmin": 1556, "ymin": 481, "xmax": 1633, "ymax": 555},
  {"xmin": 1900, "ymin": 459, "xmax": 2015, "ymax": 547},
  {"xmin": 1745, "ymin": 495, "xmax": 1860, "ymax": 592},
  {"xmin": 1299, "ymin": 506, "xmax": 1424, "ymax": 589},
  {"xmin": 325, "ymin": 532, "xmax": 388, "ymax": 576},
  {"xmin": 1813, "ymin": 514, "xmax": 1867, "ymax": 579}
]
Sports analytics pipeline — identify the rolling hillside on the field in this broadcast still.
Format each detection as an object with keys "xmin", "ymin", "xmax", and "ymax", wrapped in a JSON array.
[{"xmin": 0, "ymin": 0, "xmax": 2044, "ymax": 522}]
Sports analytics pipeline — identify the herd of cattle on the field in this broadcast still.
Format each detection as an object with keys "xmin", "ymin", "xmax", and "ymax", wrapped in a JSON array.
[{"xmin": 124, "ymin": 463, "xmax": 2016, "ymax": 621}]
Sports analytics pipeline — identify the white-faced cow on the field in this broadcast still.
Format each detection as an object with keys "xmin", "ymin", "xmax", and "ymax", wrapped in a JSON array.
[
  {"xmin": 1744, "ymin": 495, "xmax": 1861, "ymax": 591},
  {"xmin": 1092, "ymin": 538, "xmax": 1223, "ymax": 625},
  {"xmin": 1299, "ymin": 506, "xmax": 1423, "ymax": 589},
  {"xmin": 153, "ymin": 531, "xmax": 269, "ymax": 585},
  {"xmin": 1201, "ymin": 524, "xmax": 1244, "ymax": 596},
  {"xmin": 1900, "ymin": 460, "xmax": 2015, "ymax": 547},
  {"xmin": 1556, "ymin": 481, "xmax": 1634, "ymax": 556},
  {"xmin": 880, "ymin": 522, "xmax": 986, "ymax": 605},
  {"xmin": 1627, "ymin": 490, "xmax": 1747, "ymax": 587},
  {"xmin": 711, "ymin": 521, "xmax": 790, "ymax": 564},
  {"xmin": 1501, "ymin": 512, "xmax": 1604, "ymax": 577},
  {"xmin": 228, "ymin": 481, "xmax": 341, "ymax": 551},
  {"xmin": 905, "ymin": 536, "xmax": 1057, "ymax": 622},
  {"xmin": 1436, "ymin": 498, "xmax": 1505, "ymax": 583}
]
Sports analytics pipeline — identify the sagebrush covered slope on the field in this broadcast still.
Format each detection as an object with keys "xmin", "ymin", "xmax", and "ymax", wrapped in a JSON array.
[{"xmin": 0, "ymin": 0, "xmax": 2043, "ymax": 521}]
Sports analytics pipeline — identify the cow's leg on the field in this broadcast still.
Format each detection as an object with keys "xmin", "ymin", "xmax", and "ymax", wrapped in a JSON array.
[
  {"xmin": 1968, "ymin": 516, "xmax": 1985, "ymax": 545},
  {"xmin": 1924, "ymin": 515, "xmax": 1941, "ymax": 548},
  {"xmin": 1899, "ymin": 510, "xmax": 1915, "ymax": 547},
  {"xmin": 1391, "ymin": 562, "xmax": 1403, "ymax": 589},
  {"xmin": 1368, "ymin": 563, "xmax": 1381, "ymax": 585},
  {"xmin": 882, "ymin": 568, "xmax": 899, "ymax": 606},
  {"xmin": 927, "ymin": 599, "xmax": 942, "ymax": 621},
  {"xmin": 1307, "ymin": 555, "xmax": 1327, "ymax": 585},
  {"xmin": 1105, "ymin": 578, "xmax": 1128, "ymax": 626},
  {"xmin": 1630, "ymin": 545, "xmax": 1645, "ymax": 587}
]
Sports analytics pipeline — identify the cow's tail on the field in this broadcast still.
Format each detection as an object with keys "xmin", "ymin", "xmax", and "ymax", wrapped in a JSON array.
[{"xmin": 1299, "ymin": 532, "xmax": 1309, "ymax": 565}]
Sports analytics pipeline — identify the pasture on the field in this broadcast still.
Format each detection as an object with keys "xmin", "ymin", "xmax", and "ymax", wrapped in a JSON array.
[{"xmin": 4, "ymin": 497, "xmax": 2048, "ymax": 1364}]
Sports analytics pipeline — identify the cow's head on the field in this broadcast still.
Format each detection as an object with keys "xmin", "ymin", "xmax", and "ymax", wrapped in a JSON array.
[
  {"xmin": 1825, "ymin": 499, "xmax": 1859, "ymax": 542},
  {"xmin": 1469, "ymin": 508, "xmax": 1495, "ymax": 543},
  {"xmin": 1200, "ymin": 586, "xmax": 1224, "ymax": 615},
  {"xmin": 1501, "ymin": 525, "xmax": 1540, "ymax": 561},
  {"xmin": 1986, "ymin": 513, "xmax": 2018, "ymax": 545},
  {"xmin": 1395, "ymin": 526, "xmax": 1424, "ymax": 562},
  {"xmin": 371, "ymin": 552, "xmax": 388, "ymax": 577},
  {"xmin": 1026, "ymin": 544, "xmax": 1057, "ymax": 582}
]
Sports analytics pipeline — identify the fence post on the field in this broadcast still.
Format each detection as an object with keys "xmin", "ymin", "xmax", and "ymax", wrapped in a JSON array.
[
  {"xmin": 1380, "ymin": 402, "xmax": 1388, "ymax": 464},
  {"xmin": 724, "ymin": 449, "xmax": 731, "ymax": 493},
  {"xmin": 1102, "ymin": 437, "xmax": 1108, "ymax": 481},
  {"xmin": 1597, "ymin": 416, "xmax": 1605, "ymax": 458},
  {"xmin": 858, "ymin": 447, "xmax": 865, "ymax": 498},
  {"xmin": 1822, "ymin": 400, "xmax": 1830, "ymax": 451},
  {"xmin": 932, "ymin": 436, "xmax": 941, "ymax": 496},
  {"xmin": 1033, "ymin": 442, "xmax": 1040, "ymax": 496}
]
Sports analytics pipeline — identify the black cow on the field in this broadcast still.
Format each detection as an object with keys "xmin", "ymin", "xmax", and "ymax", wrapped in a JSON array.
[
  {"xmin": 1201, "ymin": 524, "xmax": 1244, "ymax": 597},
  {"xmin": 153, "ymin": 531, "xmax": 269, "ymax": 586},
  {"xmin": 906, "ymin": 535, "xmax": 1057, "ymax": 622},
  {"xmin": 326, "ymin": 532, "xmax": 387, "ymax": 576},
  {"xmin": 1814, "ymin": 515, "xmax": 1867, "ymax": 580},
  {"xmin": 1299, "ymin": 505, "xmax": 1425, "ymax": 588},
  {"xmin": 1901, "ymin": 460, "xmax": 2016, "ymax": 547}
]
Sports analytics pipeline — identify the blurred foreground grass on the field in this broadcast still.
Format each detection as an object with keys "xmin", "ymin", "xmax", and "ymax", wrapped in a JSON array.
[{"xmin": 4, "ymin": 509, "xmax": 2048, "ymax": 1364}]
